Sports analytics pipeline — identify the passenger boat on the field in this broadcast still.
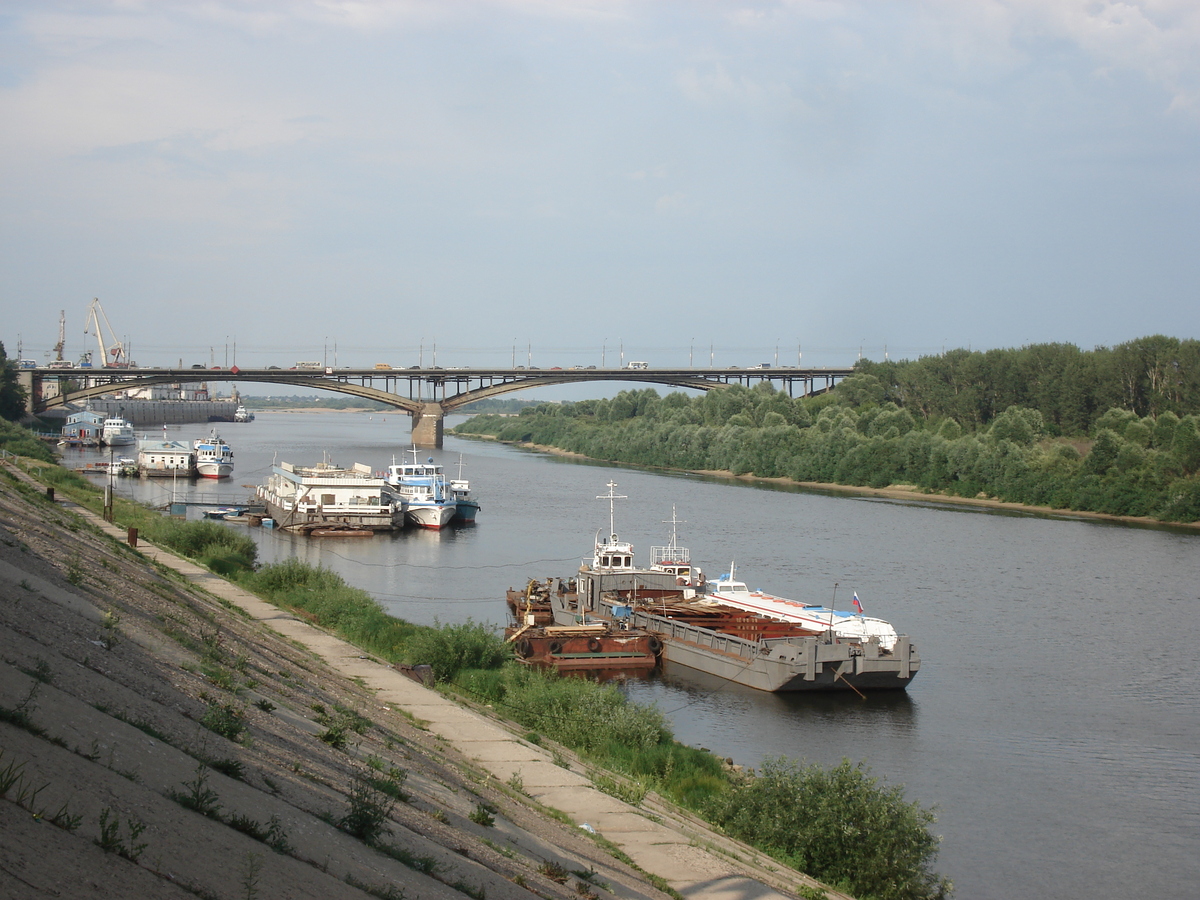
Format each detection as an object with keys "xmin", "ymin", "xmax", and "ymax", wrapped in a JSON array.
[
  {"xmin": 193, "ymin": 429, "xmax": 234, "ymax": 479},
  {"xmin": 383, "ymin": 451, "xmax": 457, "ymax": 529},
  {"xmin": 256, "ymin": 459, "xmax": 406, "ymax": 533},
  {"xmin": 100, "ymin": 416, "xmax": 137, "ymax": 446},
  {"xmin": 549, "ymin": 483, "xmax": 920, "ymax": 693}
]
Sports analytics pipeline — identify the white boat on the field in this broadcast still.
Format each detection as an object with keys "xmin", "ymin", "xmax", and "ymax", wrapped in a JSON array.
[
  {"xmin": 193, "ymin": 429, "xmax": 234, "ymax": 479},
  {"xmin": 703, "ymin": 565, "xmax": 900, "ymax": 651},
  {"xmin": 234, "ymin": 405, "xmax": 255, "ymax": 423},
  {"xmin": 383, "ymin": 451, "xmax": 457, "ymax": 529},
  {"xmin": 100, "ymin": 416, "xmax": 136, "ymax": 446},
  {"xmin": 257, "ymin": 459, "xmax": 406, "ymax": 533}
]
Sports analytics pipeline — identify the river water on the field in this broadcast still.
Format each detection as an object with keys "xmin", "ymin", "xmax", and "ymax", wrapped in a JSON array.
[{"xmin": 70, "ymin": 411, "xmax": 1200, "ymax": 900}]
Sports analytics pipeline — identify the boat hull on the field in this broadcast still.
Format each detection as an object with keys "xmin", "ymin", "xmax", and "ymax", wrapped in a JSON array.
[
  {"xmin": 195, "ymin": 463, "xmax": 234, "ymax": 479},
  {"xmin": 406, "ymin": 503, "xmax": 457, "ymax": 529}
]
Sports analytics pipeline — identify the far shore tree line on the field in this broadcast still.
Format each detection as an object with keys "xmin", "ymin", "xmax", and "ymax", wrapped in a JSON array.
[{"xmin": 452, "ymin": 336, "xmax": 1200, "ymax": 523}]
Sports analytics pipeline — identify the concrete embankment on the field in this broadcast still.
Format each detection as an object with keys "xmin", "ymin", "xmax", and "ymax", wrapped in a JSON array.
[{"xmin": 0, "ymin": 457, "xmax": 849, "ymax": 900}]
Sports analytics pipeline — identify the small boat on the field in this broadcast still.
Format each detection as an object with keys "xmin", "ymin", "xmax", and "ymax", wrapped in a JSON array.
[
  {"xmin": 203, "ymin": 507, "xmax": 238, "ymax": 519},
  {"xmin": 449, "ymin": 454, "xmax": 480, "ymax": 523},
  {"xmin": 100, "ymin": 416, "xmax": 137, "ymax": 446},
  {"xmin": 383, "ymin": 450, "xmax": 457, "ymax": 529},
  {"xmin": 193, "ymin": 429, "xmax": 234, "ymax": 479},
  {"xmin": 233, "ymin": 405, "xmax": 255, "ymax": 423},
  {"xmin": 116, "ymin": 457, "xmax": 138, "ymax": 477}
]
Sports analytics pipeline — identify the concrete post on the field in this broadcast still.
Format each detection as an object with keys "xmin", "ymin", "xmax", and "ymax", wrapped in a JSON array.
[
  {"xmin": 410, "ymin": 402, "xmax": 445, "ymax": 447},
  {"xmin": 17, "ymin": 371, "xmax": 36, "ymax": 416}
]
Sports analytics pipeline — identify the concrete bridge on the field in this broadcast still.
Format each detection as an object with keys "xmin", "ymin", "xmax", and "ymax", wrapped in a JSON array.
[{"xmin": 19, "ymin": 364, "xmax": 854, "ymax": 447}]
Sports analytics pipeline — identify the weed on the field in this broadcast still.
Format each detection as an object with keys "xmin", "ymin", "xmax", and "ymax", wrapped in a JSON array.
[
  {"xmin": 375, "ymin": 842, "xmax": 439, "ymax": 874},
  {"xmin": 539, "ymin": 861, "xmax": 569, "ymax": 884},
  {"xmin": 18, "ymin": 658, "xmax": 54, "ymax": 684},
  {"xmin": 96, "ymin": 807, "xmax": 148, "ymax": 862},
  {"xmin": 100, "ymin": 608, "xmax": 121, "ymax": 649},
  {"xmin": 263, "ymin": 775, "xmax": 280, "ymax": 794},
  {"xmin": 49, "ymin": 799, "xmax": 83, "ymax": 833},
  {"xmin": 450, "ymin": 878, "xmax": 485, "ymax": 900},
  {"xmin": 552, "ymin": 750, "xmax": 571, "ymax": 769},
  {"xmin": 240, "ymin": 852, "xmax": 263, "ymax": 900},
  {"xmin": 201, "ymin": 700, "xmax": 246, "ymax": 742},
  {"xmin": 66, "ymin": 554, "xmax": 85, "ymax": 585},
  {"xmin": 337, "ymin": 769, "xmax": 396, "ymax": 844},
  {"xmin": 228, "ymin": 813, "xmax": 293, "ymax": 854},
  {"xmin": 589, "ymin": 773, "xmax": 646, "ymax": 806},
  {"xmin": 366, "ymin": 766, "xmax": 409, "ymax": 802},
  {"xmin": 506, "ymin": 771, "xmax": 525, "ymax": 794},
  {"xmin": 171, "ymin": 764, "xmax": 223, "ymax": 818},
  {"xmin": 19, "ymin": 578, "xmax": 34, "ymax": 591},
  {"xmin": 0, "ymin": 682, "xmax": 42, "ymax": 734},
  {"xmin": 205, "ymin": 757, "xmax": 245, "ymax": 781},
  {"xmin": 468, "ymin": 803, "xmax": 495, "ymax": 827},
  {"xmin": 480, "ymin": 837, "xmax": 516, "ymax": 859},
  {"xmin": 254, "ymin": 698, "xmax": 276, "ymax": 713}
]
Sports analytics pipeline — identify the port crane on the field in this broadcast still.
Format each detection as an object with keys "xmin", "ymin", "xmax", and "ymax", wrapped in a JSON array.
[
  {"xmin": 83, "ymin": 298, "xmax": 130, "ymax": 367},
  {"xmin": 52, "ymin": 310, "xmax": 66, "ymax": 361}
]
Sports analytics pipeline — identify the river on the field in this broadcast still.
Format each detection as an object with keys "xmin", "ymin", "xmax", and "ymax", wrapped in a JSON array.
[{"xmin": 70, "ymin": 410, "xmax": 1200, "ymax": 900}]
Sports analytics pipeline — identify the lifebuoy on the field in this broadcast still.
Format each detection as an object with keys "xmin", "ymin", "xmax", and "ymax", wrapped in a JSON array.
[
  {"xmin": 587, "ymin": 637, "xmax": 602, "ymax": 652},
  {"xmin": 515, "ymin": 639, "xmax": 533, "ymax": 658},
  {"xmin": 549, "ymin": 640, "xmax": 564, "ymax": 655},
  {"xmin": 647, "ymin": 636, "xmax": 663, "ymax": 655}
]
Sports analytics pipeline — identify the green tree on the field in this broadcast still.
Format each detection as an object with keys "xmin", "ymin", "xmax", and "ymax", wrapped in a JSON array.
[{"xmin": 0, "ymin": 342, "xmax": 29, "ymax": 422}]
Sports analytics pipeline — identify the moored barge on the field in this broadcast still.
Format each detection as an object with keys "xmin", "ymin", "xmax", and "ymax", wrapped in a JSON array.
[{"xmin": 549, "ymin": 483, "xmax": 920, "ymax": 693}]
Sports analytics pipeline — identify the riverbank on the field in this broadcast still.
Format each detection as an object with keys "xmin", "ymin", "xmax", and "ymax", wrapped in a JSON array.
[
  {"xmin": 0, "ymin": 457, "xmax": 842, "ymax": 900},
  {"xmin": 499, "ymin": 436, "xmax": 1200, "ymax": 531}
]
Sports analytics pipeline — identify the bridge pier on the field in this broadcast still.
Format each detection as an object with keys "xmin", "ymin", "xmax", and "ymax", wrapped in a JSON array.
[{"xmin": 410, "ymin": 403, "xmax": 445, "ymax": 447}]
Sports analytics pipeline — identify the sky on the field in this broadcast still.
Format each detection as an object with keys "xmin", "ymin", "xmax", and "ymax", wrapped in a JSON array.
[{"xmin": 2, "ymin": 0, "xmax": 1199, "ymax": 376}]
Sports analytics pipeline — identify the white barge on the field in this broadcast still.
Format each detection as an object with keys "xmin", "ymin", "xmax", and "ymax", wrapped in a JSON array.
[{"xmin": 256, "ymin": 460, "xmax": 406, "ymax": 533}]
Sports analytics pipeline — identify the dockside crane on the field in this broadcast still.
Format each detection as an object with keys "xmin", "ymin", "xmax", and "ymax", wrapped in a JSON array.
[
  {"xmin": 84, "ymin": 298, "xmax": 131, "ymax": 367},
  {"xmin": 52, "ymin": 310, "xmax": 65, "ymax": 361}
]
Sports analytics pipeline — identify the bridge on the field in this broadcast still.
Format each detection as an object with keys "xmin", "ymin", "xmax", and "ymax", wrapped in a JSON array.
[{"xmin": 19, "ymin": 364, "xmax": 855, "ymax": 447}]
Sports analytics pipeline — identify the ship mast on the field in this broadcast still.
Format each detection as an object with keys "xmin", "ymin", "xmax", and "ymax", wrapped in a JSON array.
[{"xmin": 597, "ymin": 480, "xmax": 626, "ymax": 540}]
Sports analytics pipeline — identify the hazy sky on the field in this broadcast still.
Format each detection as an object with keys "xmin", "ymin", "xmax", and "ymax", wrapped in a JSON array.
[{"xmin": 2, "ymin": 0, "xmax": 1198, "ymax": 372}]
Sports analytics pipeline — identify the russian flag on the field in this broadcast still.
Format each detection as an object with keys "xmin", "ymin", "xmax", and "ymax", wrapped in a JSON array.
[{"xmin": 852, "ymin": 592, "xmax": 863, "ymax": 614}]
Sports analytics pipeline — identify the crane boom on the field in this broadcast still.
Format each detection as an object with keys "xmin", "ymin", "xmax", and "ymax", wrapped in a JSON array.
[{"xmin": 83, "ymin": 298, "xmax": 129, "ymax": 367}]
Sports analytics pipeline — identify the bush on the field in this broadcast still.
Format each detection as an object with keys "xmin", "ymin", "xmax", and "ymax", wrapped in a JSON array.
[
  {"xmin": 705, "ymin": 757, "xmax": 949, "ymax": 900},
  {"xmin": 402, "ymin": 619, "xmax": 508, "ymax": 683}
]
